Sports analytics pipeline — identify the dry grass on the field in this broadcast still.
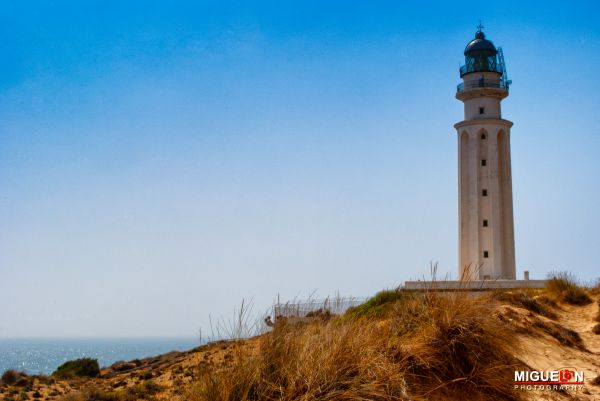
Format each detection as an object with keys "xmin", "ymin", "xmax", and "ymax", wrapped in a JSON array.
[
  {"xmin": 1, "ymin": 369, "xmax": 20, "ymax": 385},
  {"xmin": 492, "ymin": 291, "xmax": 558, "ymax": 319},
  {"xmin": 58, "ymin": 380, "xmax": 163, "ymax": 401},
  {"xmin": 186, "ymin": 291, "xmax": 524, "ymax": 401},
  {"xmin": 531, "ymin": 319, "xmax": 586, "ymax": 350},
  {"xmin": 588, "ymin": 279, "xmax": 600, "ymax": 296},
  {"xmin": 0, "ymin": 369, "xmax": 39, "ymax": 388},
  {"xmin": 545, "ymin": 271, "xmax": 592, "ymax": 305}
]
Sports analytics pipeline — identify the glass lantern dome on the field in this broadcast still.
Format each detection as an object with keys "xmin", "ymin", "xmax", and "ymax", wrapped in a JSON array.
[{"xmin": 460, "ymin": 30, "xmax": 502, "ymax": 77}]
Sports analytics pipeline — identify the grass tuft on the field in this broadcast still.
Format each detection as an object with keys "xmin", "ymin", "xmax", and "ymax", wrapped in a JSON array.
[
  {"xmin": 532, "ymin": 319, "xmax": 585, "ymax": 350},
  {"xmin": 1, "ymin": 369, "xmax": 22, "ymax": 385},
  {"xmin": 545, "ymin": 271, "xmax": 592, "ymax": 306},
  {"xmin": 0, "ymin": 369, "xmax": 32, "ymax": 388},
  {"xmin": 492, "ymin": 291, "xmax": 557, "ymax": 319}
]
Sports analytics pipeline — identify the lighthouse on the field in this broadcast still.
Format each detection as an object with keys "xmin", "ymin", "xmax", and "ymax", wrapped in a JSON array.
[{"xmin": 455, "ymin": 26, "xmax": 516, "ymax": 280}]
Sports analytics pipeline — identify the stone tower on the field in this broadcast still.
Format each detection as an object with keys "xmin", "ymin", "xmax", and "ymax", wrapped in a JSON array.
[{"xmin": 455, "ymin": 27, "xmax": 516, "ymax": 280}]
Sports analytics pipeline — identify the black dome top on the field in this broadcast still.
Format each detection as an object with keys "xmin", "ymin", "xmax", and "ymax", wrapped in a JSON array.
[{"xmin": 464, "ymin": 30, "xmax": 497, "ymax": 55}]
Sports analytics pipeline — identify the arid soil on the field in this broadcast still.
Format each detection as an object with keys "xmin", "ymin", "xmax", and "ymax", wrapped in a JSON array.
[
  {"xmin": 509, "ymin": 299, "xmax": 600, "ymax": 400},
  {"xmin": 0, "ymin": 339, "xmax": 255, "ymax": 401}
]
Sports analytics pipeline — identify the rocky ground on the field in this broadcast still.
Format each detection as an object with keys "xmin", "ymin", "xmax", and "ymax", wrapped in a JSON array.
[{"xmin": 0, "ymin": 339, "xmax": 252, "ymax": 401}]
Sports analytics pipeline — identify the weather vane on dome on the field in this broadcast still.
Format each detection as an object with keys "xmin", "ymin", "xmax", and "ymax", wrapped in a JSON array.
[{"xmin": 477, "ymin": 21, "xmax": 484, "ymax": 32}]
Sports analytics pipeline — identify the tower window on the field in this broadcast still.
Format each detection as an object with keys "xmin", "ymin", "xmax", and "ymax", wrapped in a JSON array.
[
  {"xmin": 483, "ymin": 219, "xmax": 488, "ymax": 227},
  {"xmin": 481, "ymin": 133, "xmax": 486, "ymax": 140},
  {"xmin": 479, "ymin": 107, "xmax": 485, "ymax": 115},
  {"xmin": 483, "ymin": 251, "xmax": 489, "ymax": 258},
  {"xmin": 482, "ymin": 189, "xmax": 488, "ymax": 196},
  {"xmin": 481, "ymin": 159, "xmax": 487, "ymax": 166}
]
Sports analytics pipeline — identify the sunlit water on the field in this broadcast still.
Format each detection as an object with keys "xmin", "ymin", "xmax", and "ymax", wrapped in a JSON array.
[{"xmin": 0, "ymin": 337, "xmax": 200, "ymax": 375}]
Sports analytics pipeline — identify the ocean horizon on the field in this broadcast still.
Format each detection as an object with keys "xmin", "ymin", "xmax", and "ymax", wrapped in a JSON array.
[{"xmin": 0, "ymin": 337, "xmax": 202, "ymax": 376}]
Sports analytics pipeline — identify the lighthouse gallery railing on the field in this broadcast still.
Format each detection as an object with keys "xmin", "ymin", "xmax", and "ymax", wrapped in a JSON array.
[{"xmin": 457, "ymin": 78, "xmax": 509, "ymax": 93}]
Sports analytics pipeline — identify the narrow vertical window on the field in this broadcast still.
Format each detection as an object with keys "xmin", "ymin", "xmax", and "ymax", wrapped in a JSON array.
[
  {"xmin": 482, "ymin": 189, "xmax": 488, "ymax": 196},
  {"xmin": 479, "ymin": 107, "xmax": 485, "ymax": 115},
  {"xmin": 483, "ymin": 251, "xmax": 489, "ymax": 258},
  {"xmin": 481, "ymin": 159, "xmax": 487, "ymax": 166},
  {"xmin": 483, "ymin": 220, "xmax": 488, "ymax": 227},
  {"xmin": 481, "ymin": 133, "xmax": 486, "ymax": 140}
]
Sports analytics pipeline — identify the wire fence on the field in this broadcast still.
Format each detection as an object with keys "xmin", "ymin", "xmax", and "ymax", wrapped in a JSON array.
[{"xmin": 272, "ymin": 297, "xmax": 367, "ymax": 318}]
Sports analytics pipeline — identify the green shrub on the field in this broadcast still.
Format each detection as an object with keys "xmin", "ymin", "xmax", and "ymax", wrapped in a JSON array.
[
  {"xmin": 53, "ymin": 358, "xmax": 100, "ymax": 379},
  {"xmin": 345, "ymin": 288, "xmax": 409, "ymax": 319}
]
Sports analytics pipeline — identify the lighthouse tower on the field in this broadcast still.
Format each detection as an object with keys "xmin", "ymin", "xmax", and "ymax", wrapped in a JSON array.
[{"xmin": 455, "ymin": 26, "xmax": 516, "ymax": 280}]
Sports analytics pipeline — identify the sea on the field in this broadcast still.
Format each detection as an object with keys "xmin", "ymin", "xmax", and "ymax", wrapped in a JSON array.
[{"xmin": 0, "ymin": 337, "xmax": 201, "ymax": 376}]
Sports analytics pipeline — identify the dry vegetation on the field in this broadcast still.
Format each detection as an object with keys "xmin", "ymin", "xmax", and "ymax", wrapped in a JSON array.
[
  {"xmin": 545, "ymin": 271, "xmax": 592, "ymax": 306},
  {"xmin": 186, "ymin": 291, "xmax": 525, "ymax": 401},
  {"xmin": 492, "ymin": 290, "xmax": 558, "ymax": 319},
  {"xmin": 2, "ymin": 272, "xmax": 599, "ymax": 401},
  {"xmin": 58, "ymin": 379, "xmax": 164, "ymax": 401},
  {"xmin": 182, "ymin": 273, "xmax": 600, "ymax": 401}
]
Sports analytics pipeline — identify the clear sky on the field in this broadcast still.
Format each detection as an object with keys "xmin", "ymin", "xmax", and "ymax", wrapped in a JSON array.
[{"xmin": 1, "ymin": 1, "xmax": 599, "ymax": 337}]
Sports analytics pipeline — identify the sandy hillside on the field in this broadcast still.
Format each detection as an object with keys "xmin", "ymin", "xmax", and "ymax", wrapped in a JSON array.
[
  {"xmin": 1, "ymin": 291, "xmax": 599, "ymax": 401},
  {"xmin": 509, "ymin": 297, "xmax": 600, "ymax": 400}
]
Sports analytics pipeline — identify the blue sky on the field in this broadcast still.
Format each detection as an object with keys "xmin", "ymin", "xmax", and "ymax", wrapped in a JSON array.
[{"xmin": 1, "ymin": 1, "xmax": 599, "ymax": 337}]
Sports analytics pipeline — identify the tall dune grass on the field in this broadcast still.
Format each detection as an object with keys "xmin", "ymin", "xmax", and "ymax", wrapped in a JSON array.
[
  {"xmin": 545, "ymin": 271, "xmax": 592, "ymax": 305},
  {"xmin": 186, "ymin": 290, "xmax": 524, "ymax": 401}
]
